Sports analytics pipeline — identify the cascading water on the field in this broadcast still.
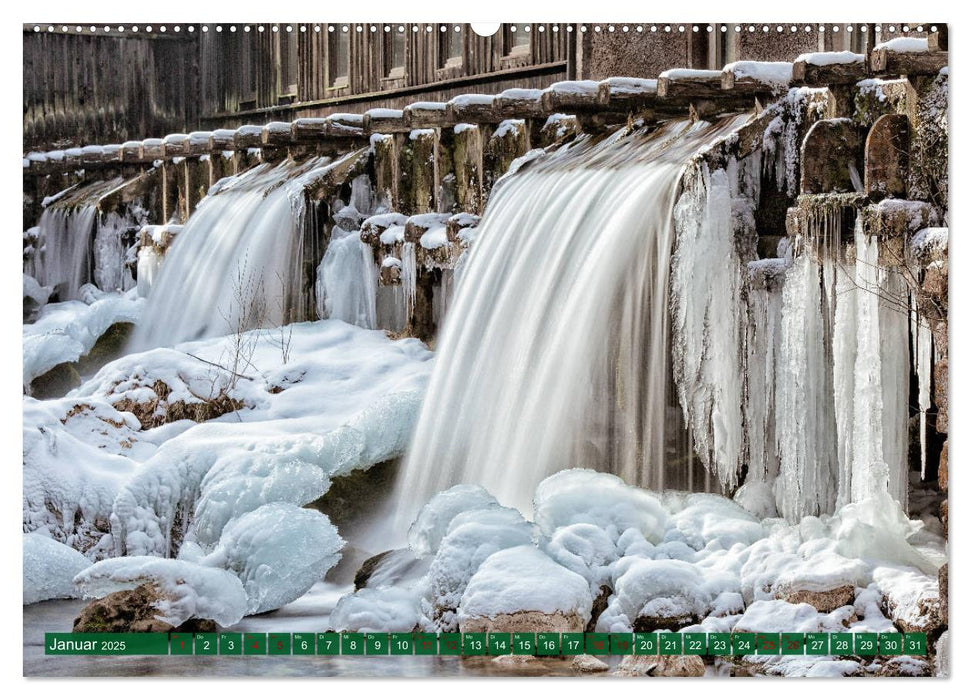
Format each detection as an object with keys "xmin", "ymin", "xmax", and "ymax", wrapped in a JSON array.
[
  {"xmin": 133, "ymin": 153, "xmax": 362, "ymax": 350},
  {"xmin": 31, "ymin": 177, "xmax": 147, "ymax": 300},
  {"xmin": 392, "ymin": 118, "xmax": 748, "ymax": 526}
]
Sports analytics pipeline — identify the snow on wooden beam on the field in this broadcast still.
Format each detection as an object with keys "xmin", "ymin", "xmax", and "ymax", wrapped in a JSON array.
[
  {"xmin": 657, "ymin": 69, "xmax": 724, "ymax": 100},
  {"xmin": 542, "ymin": 80, "xmax": 601, "ymax": 112},
  {"xmin": 870, "ymin": 41, "xmax": 948, "ymax": 76},
  {"xmin": 290, "ymin": 117, "xmax": 365, "ymax": 143},
  {"xmin": 161, "ymin": 133, "xmax": 189, "ymax": 158},
  {"xmin": 186, "ymin": 132, "xmax": 213, "ymax": 156},
  {"xmin": 261, "ymin": 121, "xmax": 293, "ymax": 148},
  {"xmin": 80, "ymin": 145, "xmax": 104, "ymax": 167},
  {"xmin": 404, "ymin": 101, "xmax": 453, "ymax": 129},
  {"xmin": 596, "ymin": 78, "xmax": 658, "ymax": 112},
  {"xmin": 101, "ymin": 144, "xmax": 123, "ymax": 163},
  {"xmin": 363, "ymin": 108, "xmax": 409, "ymax": 134},
  {"xmin": 121, "ymin": 141, "xmax": 145, "ymax": 163},
  {"xmin": 233, "ymin": 125, "xmax": 263, "ymax": 149},
  {"xmin": 495, "ymin": 88, "xmax": 546, "ymax": 119},
  {"xmin": 140, "ymin": 138, "xmax": 164, "ymax": 161},
  {"xmin": 792, "ymin": 52, "xmax": 867, "ymax": 86},
  {"xmin": 209, "ymin": 129, "xmax": 236, "ymax": 151},
  {"xmin": 721, "ymin": 61, "xmax": 793, "ymax": 96},
  {"xmin": 446, "ymin": 94, "xmax": 498, "ymax": 124}
]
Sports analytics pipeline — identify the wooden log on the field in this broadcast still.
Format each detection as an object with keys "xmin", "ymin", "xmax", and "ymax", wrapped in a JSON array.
[
  {"xmin": 370, "ymin": 133, "xmax": 398, "ymax": 212},
  {"xmin": 186, "ymin": 131, "xmax": 213, "ymax": 157},
  {"xmin": 234, "ymin": 125, "xmax": 264, "ymax": 149},
  {"xmin": 141, "ymin": 138, "xmax": 164, "ymax": 161},
  {"xmin": 327, "ymin": 113, "xmax": 366, "ymax": 130},
  {"xmin": 121, "ymin": 141, "xmax": 145, "ymax": 163},
  {"xmin": 870, "ymin": 47, "xmax": 948, "ymax": 76},
  {"xmin": 101, "ymin": 144, "xmax": 123, "ymax": 164},
  {"xmin": 404, "ymin": 101, "xmax": 453, "ymax": 129},
  {"xmin": 80, "ymin": 145, "xmax": 104, "ymax": 167},
  {"xmin": 495, "ymin": 88, "xmax": 546, "ymax": 120},
  {"xmin": 363, "ymin": 108, "xmax": 409, "ymax": 134},
  {"xmin": 597, "ymin": 77, "xmax": 658, "ymax": 112},
  {"xmin": 64, "ymin": 147, "xmax": 83, "ymax": 169},
  {"xmin": 542, "ymin": 80, "xmax": 601, "ymax": 112},
  {"xmin": 209, "ymin": 129, "xmax": 237, "ymax": 151},
  {"xmin": 721, "ymin": 62, "xmax": 793, "ymax": 96},
  {"xmin": 262, "ymin": 121, "xmax": 293, "ymax": 148},
  {"xmin": 657, "ymin": 69, "xmax": 724, "ymax": 100},
  {"xmin": 792, "ymin": 53, "xmax": 867, "ymax": 86},
  {"xmin": 291, "ymin": 117, "xmax": 365, "ymax": 143},
  {"xmin": 446, "ymin": 94, "xmax": 498, "ymax": 124}
]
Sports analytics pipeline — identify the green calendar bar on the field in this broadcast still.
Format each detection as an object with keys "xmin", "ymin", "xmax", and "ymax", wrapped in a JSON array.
[
  {"xmin": 44, "ymin": 633, "xmax": 169, "ymax": 655},
  {"xmin": 42, "ymin": 630, "xmax": 930, "ymax": 657}
]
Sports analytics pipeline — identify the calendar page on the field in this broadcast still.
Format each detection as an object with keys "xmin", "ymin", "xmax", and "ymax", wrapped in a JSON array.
[{"xmin": 21, "ymin": 20, "xmax": 949, "ymax": 680}]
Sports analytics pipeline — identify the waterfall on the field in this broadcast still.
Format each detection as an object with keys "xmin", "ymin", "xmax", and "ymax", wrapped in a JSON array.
[
  {"xmin": 392, "ymin": 118, "xmax": 748, "ymax": 525},
  {"xmin": 31, "ymin": 177, "xmax": 146, "ymax": 300},
  {"xmin": 33, "ymin": 205, "xmax": 98, "ymax": 301},
  {"xmin": 133, "ymin": 155, "xmax": 358, "ymax": 350}
]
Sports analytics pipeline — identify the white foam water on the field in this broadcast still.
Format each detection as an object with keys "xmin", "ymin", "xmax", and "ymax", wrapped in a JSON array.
[
  {"xmin": 133, "ymin": 154, "xmax": 360, "ymax": 350},
  {"xmin": 391, "ymin": 118, "xmax": 747, "ymax": 526}
]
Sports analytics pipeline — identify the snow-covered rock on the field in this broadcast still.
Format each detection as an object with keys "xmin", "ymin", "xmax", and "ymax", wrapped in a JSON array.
[
  {"xmin": 418, "ymin": 506, "xmax": 535, "ymax": 632},
  {"xmin": 533, "ymin": 469, "xmax": 668, "ymax": 543},
  {"xmin": 407, "ymin": 484, "xmax": 501, "ymax": 557},
  {"xmin": 330, "ymin": 586, "xmax": 421, "ymax": 633},
  {"xmin": 23, "ymin": 533, "xmax": 91, "ymax": 604},
  {"xmin": 74, "ymin": 556, "xmax": 248, "ymax": 627},
  {"xmin": 458, "ymin": 546, "xmax": 593, "ymax": 631},
  {"xmin": 197, "ymin": 503, "xmax": 343, "ymax": 615}
]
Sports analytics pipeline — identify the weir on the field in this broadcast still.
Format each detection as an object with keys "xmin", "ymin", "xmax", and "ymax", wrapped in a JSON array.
[{"xmin": 22, "ymin": 41, "xmax": 949, "ymax": 529}]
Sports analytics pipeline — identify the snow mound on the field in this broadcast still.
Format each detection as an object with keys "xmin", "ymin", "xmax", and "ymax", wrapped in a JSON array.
[
  {"xmin": 330, "ymin": 586, "xmax": 421, "ymax": 633},
  {"xmin": 23, "ymin": 289, "xmax": 142, "ymax": 386},
  {"xmin": 198, "ymin": 503, "xmax": 343, "ymax": 615},
  {"xmin": 459, "ymin": 545, "xmax": 593, "ymax": 622},
  {"xmin": 74, "ymin": 555, "xmax": 248, "ymax": 627},
  {"xmin": 544, "ymin": 522, "xmax": 617, "ymax": 592},
  {"xmin": 670, "ymin": 493, "xmax": 765, "ymax": 549},
  {"xmin": 598, "ymin": 558, "xmax": 727, "ymax": 632},
  {"xmin": 408, "ymin": 484, "xmax": 501, "ymax": 557},
  {"xmin": 418, "ymin": 506, "xmax": 535, "ymax": 632},
  {"xmin": 23, "ymin": 397, "xmax": 142, "ymax": 557},
  {"xmin": 23, "ymin": 533, "xmax": 91, "ymax": 604},
  {"xmin": 734, "ymin": 599, "xmax": 823, "ymax": 633},
  {"xmin": 533, "ymin": 469, "xmax": 668, "ymax": 542}
]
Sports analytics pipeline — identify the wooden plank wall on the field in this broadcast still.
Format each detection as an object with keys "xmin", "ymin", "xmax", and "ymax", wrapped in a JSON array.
[{"xmin": 23, "ymin": 29, "xmax": 198, "ymax": 151}]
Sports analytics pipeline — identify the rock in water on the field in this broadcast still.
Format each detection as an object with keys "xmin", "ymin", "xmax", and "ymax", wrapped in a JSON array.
[
  {"xmin": 615, "ymin": 654, "xmax": 705, "ymax": 677},
  {"xmin": 73, "ymin": 584, "xmax": 215, "ymax": 633},
  {"xmin": 571, "ymin": 655, "xmax": 609, "ymax": 674}
]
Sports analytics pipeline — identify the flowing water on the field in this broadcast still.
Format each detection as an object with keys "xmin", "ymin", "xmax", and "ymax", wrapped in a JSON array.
[
  {"xmin": 391, "ymin": 118, "xmax": 748, "ymax": 526},
  {"xmin": 133, "ymin": 153, "xmax": 361, "ymax": 350}
]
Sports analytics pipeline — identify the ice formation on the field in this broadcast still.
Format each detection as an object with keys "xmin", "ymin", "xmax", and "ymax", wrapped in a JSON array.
[
  {"xmin": 197, "ymin": 503, "xmax": 344, "ymax": 615},
  {"xmin": 23, "ymin": 533, "xmax": 92, "ymax": 604},
  {"xmin": 74, "ymin": 556, "xmax": 249, "ymax": 627}
]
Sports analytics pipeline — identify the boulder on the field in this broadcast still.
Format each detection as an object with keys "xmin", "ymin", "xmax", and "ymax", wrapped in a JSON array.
[
  {"xmin": 938, "ymin": 440, "xmax": 948, "ymax": 492},
  {"xmin": 875, "ymin": 656, "xmax": 931, "ymax": 677},
  {"xmin": 935, "ymin": 630, "xmax": 949, "ymax": 677},
  {"xmin": 73, "ymin": 584, "xmax": 215, "ymax": 633},
  {"xmin": 460, "ymin": 610, "xmax": 585, "ymax": 635},
  {"xmin": 939, "ymin": 562, "xmax": 948, "ymax": 625},
  {"xmin": 30, "ymin": 362, "xmax": 81, "ymax": 399},
  {"xmin": 775, "ymin": 584, "xmax": 855, "ymax": 613},
  {"xmin": 615, "ymin": 654, "xmax": 705, "ymax": 677},
  {"xmin": 571, "ymin": 654, "xmax": 609, "ymax": 673}
]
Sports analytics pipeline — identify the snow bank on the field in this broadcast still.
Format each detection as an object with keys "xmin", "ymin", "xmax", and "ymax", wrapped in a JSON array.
[
  {"xmin": 874, "ymin": 37, "xmax": 929, "ymax": 53},
  {"xmin": 533, "ymin": 469, "xmax": 668, "ymax": 543},
  {"xmin": 198, "ymin": 503, "xmax": 343, "ymax": 614},
  {"xmin": 724, "ymin": 61, "xmax": 793, "ymax": 88},
  {"xmin": 544, "ymin": 522, "xmax": 617, "ymax": 592},
  {"xmin": 418, "ymin": 506, "xmax": 535, "ymax": 631},
  {"xmin": 408, "ymin": 484, "xmax": 500, "ymax": 557},
  {"xmin": 795, "ymin": 51, "xmax": 864, "ymax": 66},
  {"xmin": 330, "ymin": 587, "xmax": 421, "ymax": 633},
  {"xmin": 23, "ymin": 533, "xmax": 91, "ymax": 604},
  {"xmin": 459, "ymin": 545, "xmax": 592, "ymax": 621},
  {"xmin": 23, "ymin": 288, "xmax": 142, "ymax": 386},
  {"xmin": 74, "ymin": 556, "xmax": 248, "ymax": 627}
]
